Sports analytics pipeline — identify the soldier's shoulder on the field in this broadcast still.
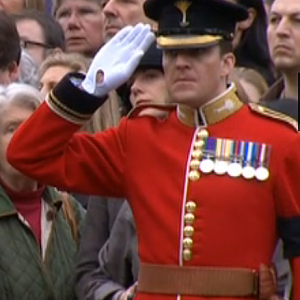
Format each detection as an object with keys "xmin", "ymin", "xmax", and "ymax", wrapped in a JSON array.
[
  {"xmin": 127, "ymin": 103, "xmax": 176, "ymax": 119},
  {"xmin": 248, "ymin": 103, "xmax": 298, "ymax": 132}
]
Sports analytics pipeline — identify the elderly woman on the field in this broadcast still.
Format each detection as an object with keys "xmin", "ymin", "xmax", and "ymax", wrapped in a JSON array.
[
  {"xmin": 0, "ymin": 83, "xmax": 84, "ymax": 300},
  {"xmin": 53, "ymin": 0, "xmax": 104, "ymax": 57}
]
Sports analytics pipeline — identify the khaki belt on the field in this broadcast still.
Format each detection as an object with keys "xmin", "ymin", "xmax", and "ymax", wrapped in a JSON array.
[{"xmin": 138, "ymin": 263, "xmax": 276, "ymax": 298}]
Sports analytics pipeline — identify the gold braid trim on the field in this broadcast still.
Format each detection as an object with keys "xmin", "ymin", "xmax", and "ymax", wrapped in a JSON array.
[
  {"xmin": 48, "ymin": 91, "xmax": 91, "ymax": 122},
  {"xmin": 249, "ymin": 103, "xmax": 298, "ymax": 132}
]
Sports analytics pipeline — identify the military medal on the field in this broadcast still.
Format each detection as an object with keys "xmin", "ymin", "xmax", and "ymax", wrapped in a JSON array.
[
  {"xmin": 227, "ymin": 141, "xmax": 243, "ymax": 177},
  {"xmin": 255, "ymin": 167, "xmax": 269, "ymax": 181},
  {"xmin": 255, "ymin": 144, "xmax": 271, "ymax": 181},
  {"xmin": 242, "ymin": 142, "xmax": 256, "ymax": 179},
  {"xmin": 228, "ymin": 162, "xmax": 242, "ymax": 177},
  {"xmin": 199, "ymin": 136, "xmax": 272, "ymax": 181},
  {"xmin": 199, "ymin": 137, "xmax": 215, "ymax": 173},
  {"xmin": 242, "ymin": 165, "xmax": 255, "ymax": 179},
  {"xmin": 200, "ymin": 159, "xmax": 215, "ymax": 173},
  {"xmin": 214, "ymin": 139, "xmax": 229, "ymax": 175}
]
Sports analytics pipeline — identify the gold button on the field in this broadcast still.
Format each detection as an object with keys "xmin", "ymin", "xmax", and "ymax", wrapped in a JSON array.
[
  {"xmin": 182, "ymin": 249, "xmax": 192, "ymax": 261},
  {"xmin": 183, "ymin": 225, "xmax": 194, "ymax": 237},
  {"xmin": 186, "ymin": 201, "xmax": 196, "ymax": 212},
  {"xmin": 183, "ymin": 237, "xmax": 193, "ymax": 249},
  {"xmin": 188, "ymin": 170, "xmax": 200, "ymax": 181},
  {"xmin": 197, "ymin": 129, "xmax": 209, "ymax": 139},
  {"xmin": 194, "ymin": 140, "xmax": 205, "ymax": 149},
  {"xmin": 184, "ymin": 213, "xmax": 195, "ymax": 225},
  {"xmin": 258, "ymin": 106, "xmax": 265, "ymax": 112},
  {"xmin": 191, "ymin": 149, "xmax": 202, "ymax": 159},
  {"xmin": 190, "ymin": 159, "xmax": 200, "ymax": 170}
]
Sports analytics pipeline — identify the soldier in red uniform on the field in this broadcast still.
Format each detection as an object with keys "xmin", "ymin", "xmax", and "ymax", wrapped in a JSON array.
[{"xmin": 6, "ymin": 0, "xmax": 300, "ymax": 299}]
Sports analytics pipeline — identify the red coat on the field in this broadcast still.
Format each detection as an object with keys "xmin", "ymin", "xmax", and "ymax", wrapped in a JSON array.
[{"xmin": 7, "ymin": 76, "xmax": 300, "ymax": 300}]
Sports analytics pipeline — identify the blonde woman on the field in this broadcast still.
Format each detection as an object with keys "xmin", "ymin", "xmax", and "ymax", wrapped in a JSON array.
[{"xmin": 39, "ymin": 52, "xmax": 90, "ymax": 95}]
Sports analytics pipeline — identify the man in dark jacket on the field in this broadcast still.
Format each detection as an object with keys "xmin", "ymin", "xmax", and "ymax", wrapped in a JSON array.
[
  {"xmin": 262, "ymin": 0, "xmax": 299, "ymax": 102},
  {"xmin": 260, "ymin": 0, "xmax": 299, "ymax": 297}
]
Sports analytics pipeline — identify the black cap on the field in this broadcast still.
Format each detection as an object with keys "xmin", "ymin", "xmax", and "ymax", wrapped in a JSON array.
[
  {"xmin": 137, "ymin": 42, "xmax": 163, "ymax": 71},
  {"xmin": 144, "ymin": 0, "xmax": 249, "ymax": 49}
]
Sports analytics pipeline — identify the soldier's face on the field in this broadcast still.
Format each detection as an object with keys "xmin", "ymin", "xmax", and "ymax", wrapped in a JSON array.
[
  {"xmin": 102, "ymin": 0, "xmax": 153, "ymax": 42},
  {"xmin": 267, "ymin": 0, "xmax": 300, "ymax": 73},
  {"xmin": 163, "ymin": 46, "xmax": 234, "ymax": 107}
]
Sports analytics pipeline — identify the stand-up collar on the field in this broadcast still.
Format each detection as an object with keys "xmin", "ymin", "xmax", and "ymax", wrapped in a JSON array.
[{"xmin": 177, "ymin": 83, "xmax": 244, "ymax": 127}]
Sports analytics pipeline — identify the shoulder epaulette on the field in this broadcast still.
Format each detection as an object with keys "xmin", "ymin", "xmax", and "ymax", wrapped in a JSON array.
[
  {"xmin": 127, "ymin": 103, "xmax": 176, "ymax": 119},
  {"xmin": 249, "ymin": 103, "xmax": 298, "ymax": 132}
]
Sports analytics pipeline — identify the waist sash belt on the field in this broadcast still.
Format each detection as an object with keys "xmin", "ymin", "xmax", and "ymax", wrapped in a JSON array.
[{"xmin": 138, "ymin": 263, "xmax": 276, "ymax": 298}]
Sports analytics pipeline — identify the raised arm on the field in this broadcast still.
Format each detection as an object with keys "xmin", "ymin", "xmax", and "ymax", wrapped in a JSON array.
[{"xmin": 7, "ymin": 24, "xmax": 155, "ymax": 196}]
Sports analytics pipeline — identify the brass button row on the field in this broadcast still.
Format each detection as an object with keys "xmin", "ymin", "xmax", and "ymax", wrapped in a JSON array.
[
  {"xmin": 182, "ymin": 201, "xmax": 196, "ymax": 261},
  {"xmin": 188, "ymin": 129, "xmax": 209, "ymax": 181},
  {"xmin": 183, "ymin": 129, "xmax": 209, "ymax": 261}
]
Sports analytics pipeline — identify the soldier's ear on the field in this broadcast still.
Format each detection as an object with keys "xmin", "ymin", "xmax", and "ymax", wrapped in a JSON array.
[{"xmin": 220, "ymin": 53, "xmax": 235, "ymax": 78}]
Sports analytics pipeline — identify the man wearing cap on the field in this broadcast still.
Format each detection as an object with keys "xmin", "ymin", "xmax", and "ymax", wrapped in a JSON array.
[{"xmin": 6, "ymin": 0, "xmax": 300, "ymax": 299}]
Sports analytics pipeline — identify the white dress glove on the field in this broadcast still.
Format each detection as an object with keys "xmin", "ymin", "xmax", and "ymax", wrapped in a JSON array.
[{"xmin": 81, "ymin": 23, "xmax": 155, "ymax": 96}]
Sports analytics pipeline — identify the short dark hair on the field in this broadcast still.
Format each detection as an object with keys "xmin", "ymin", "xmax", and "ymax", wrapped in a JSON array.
[
  {"xmin": 13, "ymin": 10, "xmax": 66, "ymax": 51},
  {"xmin": 219, "ymin": 40, "xmax": 234, "ymax": 55},
  {"xmin": 0, "ymin": 12, "xmax": 21, "ymax": 70}
]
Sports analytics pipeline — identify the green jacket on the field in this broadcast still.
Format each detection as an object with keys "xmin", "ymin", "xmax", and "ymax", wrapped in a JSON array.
[{"xmin": 0, "ymin": 185, "xmax": 85, "ymax": 300}]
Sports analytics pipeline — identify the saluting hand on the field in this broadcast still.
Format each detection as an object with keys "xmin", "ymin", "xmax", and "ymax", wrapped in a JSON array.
[{"xmin": 82, "ymin": 23, "xmax": 155, "ymax": 97}]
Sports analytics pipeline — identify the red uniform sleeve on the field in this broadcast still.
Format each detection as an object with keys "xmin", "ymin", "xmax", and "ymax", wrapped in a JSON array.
[
  {"xmin": 7, "ymin": 75, "xmax": 128, "ymax": 197},
  {"xmin": 275, "ymin": 133, "xmax": 300, "ymax": 298}
]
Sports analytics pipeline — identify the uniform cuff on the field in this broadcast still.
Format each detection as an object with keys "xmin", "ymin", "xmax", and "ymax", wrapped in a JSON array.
[
  {"xmin": 46, "ymin": 72, "xmax": 107, "ymax": 124},
  {"xmin": 278, "ymin": 216, "xmax": 300, "ymax": 258}
]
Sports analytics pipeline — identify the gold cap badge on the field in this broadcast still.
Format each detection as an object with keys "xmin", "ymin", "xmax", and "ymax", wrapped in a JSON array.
[{"xmin": 174, "ymin": 0, "xmax": 191, "ymax": 27}]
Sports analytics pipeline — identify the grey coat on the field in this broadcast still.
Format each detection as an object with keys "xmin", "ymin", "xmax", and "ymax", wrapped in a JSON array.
[
  {"xmin": 93, "ymin": 201, "xmax": 138, "ymax": 300},
  {"xmin": 75, "ymin": 197, "xmax": 124, "ymax": 300}
]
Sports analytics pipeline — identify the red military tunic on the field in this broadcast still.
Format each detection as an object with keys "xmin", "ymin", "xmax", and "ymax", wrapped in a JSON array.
[{"xmin": 7, "ymin": 75, "xmax": 300, "ymax": 300}]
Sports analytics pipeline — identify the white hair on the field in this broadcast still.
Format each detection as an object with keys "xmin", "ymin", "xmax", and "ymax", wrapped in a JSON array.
[{"xmin": 0, "ymin": 83, "xmax": 43, "ymax": 114}]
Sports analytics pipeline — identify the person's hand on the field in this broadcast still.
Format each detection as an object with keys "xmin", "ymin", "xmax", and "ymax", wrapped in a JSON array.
[
  {"xmin": 118, "ymin": 282, "xmax": 138, "ymax": 300},
  {"xmin": 81, "ymin": 23, "xmax": 155, "ymax": 96},
  {"xmin": 259, "ymin": 264, "xmax": 285, "ymax": 300}
]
